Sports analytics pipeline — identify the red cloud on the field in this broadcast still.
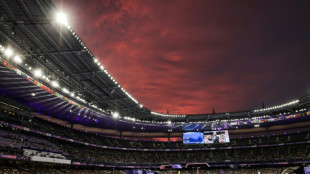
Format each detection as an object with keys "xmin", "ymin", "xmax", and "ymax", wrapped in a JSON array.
[{"xmin": 54, "ymin": 0, "xmax": 310, "ymax": 114}]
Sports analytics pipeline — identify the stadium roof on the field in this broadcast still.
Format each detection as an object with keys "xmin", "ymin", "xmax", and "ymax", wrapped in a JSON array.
[{"xmin": 0, "ymin": 0, "xmax": 153, "ymax": 118}]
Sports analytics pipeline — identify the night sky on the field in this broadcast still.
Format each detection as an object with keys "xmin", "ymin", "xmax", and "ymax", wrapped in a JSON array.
[{"xmin": 53, "ymin": 0, "xmax": 310, "ymax": 114}]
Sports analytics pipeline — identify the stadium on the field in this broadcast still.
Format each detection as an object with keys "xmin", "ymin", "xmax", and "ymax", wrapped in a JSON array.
[{"xmin": 0, "ymin": 0, "xmax": 310, "ymax": 173}]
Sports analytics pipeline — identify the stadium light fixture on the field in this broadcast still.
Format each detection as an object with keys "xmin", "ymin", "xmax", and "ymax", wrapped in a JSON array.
[
  {"xmin": 4, "ymin": 48, "xmax": 13, "ymax": 57},
  {"xmin": 51, "ymin": 81, "xmax": 59, "ymax": 87},
  {"xmin": 56, "ymin": 12, "xmax": 69, "ymax": 26},
  {"xmin": 63, "ymin": 88, "xmax": 69, "ymax": 93},
  {"xmin": 139, "ymin": 104, "xmax": 143, "ymax": 108},
  {"xmin": 112, "ymin": 112, "xmax": 119, "ymax": 118},
  {"xmin": 167, "ymin": 120, "xmax": 172, "ymax": 125},
  {"xmin": 34, "ymin": 69, "xmax": 42, "ymax": 77},
  {"xmin": 13, "ymin": 55, "xmax": 22, "ymax": 63},
  {"xmin": 254, "ymin": 99, "xmax": 299, "ymax": 112}
]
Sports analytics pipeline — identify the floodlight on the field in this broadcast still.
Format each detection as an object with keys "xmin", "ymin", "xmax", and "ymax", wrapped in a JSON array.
[
  {"xmin": 4, "ymin": 48, "xmax": 13, "ymax": 57},
  {"xmin": 112, "ymin": 112, "xmax": 119, "ymax": 118},
  {"xmin": 13, "ymin": 55, "xmax": 22, "ymax": 63},
  {"xmin": 52, "ymin": 81, "xmax": 59, "ymax": 87},
  {"xmin": 56, "ymin": 12, "xmax": 68, "ymax": 26},
  {"xmin": 63, "ymin": 88, "xmax": 69, "ymax": 93},
  {"xmin": 34, "ymin": 69, "xmax": 42, "ymax": 77}
]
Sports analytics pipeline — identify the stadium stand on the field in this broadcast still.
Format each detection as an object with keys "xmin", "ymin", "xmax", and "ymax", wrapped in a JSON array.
[{"xmin": 0, "ymin": 97, "xmax": 310, "ymax": 173}]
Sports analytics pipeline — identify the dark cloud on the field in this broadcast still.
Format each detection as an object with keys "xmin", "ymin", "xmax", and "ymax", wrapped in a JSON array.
[{"xmin": 54, "ymin": 0, "xmax": 310, "ymax": 114}]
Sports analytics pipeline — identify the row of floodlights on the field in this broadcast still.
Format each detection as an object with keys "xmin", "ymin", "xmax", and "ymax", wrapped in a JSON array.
[
  {"xmin": 56, "ymin": 12, "xmax": 144, "ymax": 110},
  {"xmin": 151, "ymin": 99, "xmax": 299, "ymax": 117},
  {"xmin": 32, "ymin": 68, "xmax": 89, "ymax": 103},
  {"xmin": 0, "ymin": 45, "xmax": 22, "ymax": 63},
  {"xmin": 0, "ymin": 45, "xmax": 94, "ymax": 109},
  {"xmin": 152, "ymin": 98, "xmax": 300, "ymax": 117},
  {"xmin": 253, "ymin": 100, "xmax": 299, "ymax": 112},
  {"xmin": 94, "ymin": 58, "xmax": 143, "ymax": 108},
  {"xmin": 1, "ymin": 43, "xmax": 169, "ymax": 124},
  {"xmin": 113, "ymin": 111, "xmax": 172, "ymax": 125},
  {"xmin": 133, "ymin": 108, "xmax": 309, "ymax": 125},
  {"xmin": 151, "ymin": 111, "xmax": 186, "ymax": 118}
]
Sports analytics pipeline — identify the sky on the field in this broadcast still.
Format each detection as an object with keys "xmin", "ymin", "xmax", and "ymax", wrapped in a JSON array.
[{"xmin": 53, "ymin": 0, "xmax": 310, "ymax": 114}]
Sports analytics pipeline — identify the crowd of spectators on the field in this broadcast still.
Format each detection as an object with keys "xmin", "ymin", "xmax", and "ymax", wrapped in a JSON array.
[
  {"xmin": 0, "ymin": 100, "xmax": 310, "ymax": 173},
  {"xmin": 1, "ymin": 115, "xmax": 309, "ymax": 150},
  {"xmin": 156, "ymin": 167, "xmax": 286, "ymax": 174},
  {"xmin": 156, "ymin": 168, "xmax": 283, "ymax": 174},
  {"xmin": 0, "ymin": 166, "xmax": 294, "ymax": 174},
  {"xmin": 0, "ymin": 125, "xmax": 310, "ymax": 165},
  {"xmin": 0, "ymin": 166, "xmax": 127, "ymax": 174},
  {"xmin": 0, "ymin": 118, "xmax": 310, "ymax": 164},
  {"xmin": 65, "ymin": 143, "xmax": 310, "ymax": 164},
  {"xmin": 0, "ymin": 128, "xmax": 64, "ymax": 154},
  {"xmin": 1, "ymin": 98, "xmax": 310, "ymax": 151}
]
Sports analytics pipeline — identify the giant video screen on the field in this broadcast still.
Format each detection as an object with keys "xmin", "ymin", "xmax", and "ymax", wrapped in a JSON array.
[
  {"xmin": 204, "ymin": 130, "xmax": 230, "ymax": 144},
  {"xmin": 183, "ymin": 132, "xmax": 204, "ymax": 144}
]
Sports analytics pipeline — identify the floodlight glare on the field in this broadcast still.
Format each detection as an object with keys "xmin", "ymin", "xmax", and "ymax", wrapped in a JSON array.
[
  {"xmin": 63, "ymin": 88, "xmax": 69, "ymax": 93},
  {"xmin": 56, "ymin": 12, "xmax": 68, "ymax": 26},
  {"xmin": 13, "ymin": 55, "xmax": 22, "ymax": 63},
  {"xmin": 52, "ymin": 81, "xmax": 59, "ymax": 87},
  {"xmin": 34, "ymin": 69, "xmax": 42, "ymax": 77},
  {"xmin": 112, "ymin": 112, "xmax": 119, "ymax": 118},
  {"xmin": 4, "ymin": 48, "xmax": 13, "ymax": 57}
]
